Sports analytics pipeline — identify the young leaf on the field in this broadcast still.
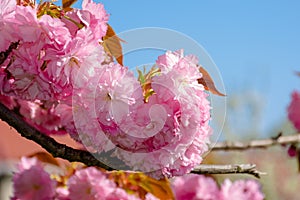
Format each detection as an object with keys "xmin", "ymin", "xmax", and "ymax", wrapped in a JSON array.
[
  {"xmin": 109, "ymin": 171, "xmax": 175, "ymax": 200},
  {"xmin": 27, "ymin": 151, "xmax": 60, "ymax": 166},
  {"xmin": 37, "ymin": 2, "xmax": 62, "ymax": 18},
  {"xmin": 103, "ymin": 24, "xmax": 124, "ymax": 66},
  {"xmin": 198, "ymin": 66, "xmax": 226, "ymax": 96},
  {"xmin": 62, "ymin": 0, "xmax": 77, "ymax": 12},
  {"xmin": 17, "ymin": 0, "xmax": 35, "ymax": 7},
  {"xmin": 133, "ymin": 173, "xmax": 174, "ymax": 200}
]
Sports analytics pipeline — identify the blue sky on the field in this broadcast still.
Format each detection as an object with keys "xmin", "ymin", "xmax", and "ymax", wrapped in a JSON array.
[{"xmin": 73, "ymin": 0, "xmax": 300, "ymax": 134}]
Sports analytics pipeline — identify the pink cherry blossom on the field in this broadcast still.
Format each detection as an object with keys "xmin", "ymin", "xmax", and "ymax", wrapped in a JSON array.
[
  {"xmin": 0, "ymin": 0, "xmax": 16, "ymax": 19},
  {"xmin": 13, "ymin": 5, "xmax": 42, "ymax": 43},
  {"xmin": 144, "ymin": 193, "xmax": 160, "ymax": 200},
  {"xmin": 0, "ymin": 94, "xmax": 17, "ymax": 109},
  {"xmin": 2, "ymin": 41, "xmax": 54, "ymax": 101},
  {"xmin": 18, "ymin": 100, "xmax": 68, "ymax": 135},
  {"xmin": 171, "ymin": 174, "xmax": 219, "ymax": 200},
  {"xmin": 81, "ymin": 0, "xmax": 109, "ymax": 41},
  {"xmin": 108, "ymin": 50, "xmax": 211, "ymax": 178},
  {"xmin": 16, "ymin": 157, "xmax": 40, "ymax": 172},
  {"xmin": 55, "ymin": 187, "xmax": 70, "ymax": 200},
  {"xmin": 0, "ymin": 0, "xmax": 17, "ymax": 52},
  {"xmin": 288, "ymin": 91, "xmax": 300, "ymax": 131},
  {"xmin": 12, "ymin": 157, "xmax": 56, "ymax": 200},
  {"xmin": 61, "ymin": 0, "xmax": 108, "ymax": 41},
  {"xmin": 67, "ymin": 167, "xmax": 116, "ymax": 200},
  {"xmin": 219, "ymin": 179, "xmax": 264, "ymax": 200},
  {"xmin": 106, "ymin": 188, "xmax": 141, "ymax": 200}
]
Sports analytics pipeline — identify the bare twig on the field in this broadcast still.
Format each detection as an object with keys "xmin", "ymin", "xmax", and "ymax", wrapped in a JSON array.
[
  {"xmin": 192, "ymin": 164, "xmax": 265, "ymax": 178},
  {"xmin": 212, "ymin": 134, "xmax": 300, "ymax": 151}
]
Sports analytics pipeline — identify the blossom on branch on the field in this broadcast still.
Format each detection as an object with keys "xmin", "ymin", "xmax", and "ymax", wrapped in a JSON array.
[{"xmin": 12, "ymin": 157, "xmax": 56, "ymax": 200}]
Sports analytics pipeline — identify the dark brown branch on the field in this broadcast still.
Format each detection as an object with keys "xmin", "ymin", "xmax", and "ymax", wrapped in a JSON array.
[
  {"xmin": 212, "ymin": 133, "xmax": 300, "ymax": 151},
  {"xmin": 0, "ymin": 102, "xmax": 113, "ymax": 170},
  {"xmin": 192, "ymin": 164, "xmax": 265, "ymax": 178},
  {"xmin": 0, "ymin": 102, "xmax": 272, "ymax": 177}
]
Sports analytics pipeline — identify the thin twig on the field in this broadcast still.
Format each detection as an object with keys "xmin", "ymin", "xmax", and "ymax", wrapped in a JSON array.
[
  {"xmin": 212, "ymin": 134, "xmax": 300, "ymax": 151},
  {"xmin": 192, "ymin": 164, "xmax": 265, "ymax": 178}
]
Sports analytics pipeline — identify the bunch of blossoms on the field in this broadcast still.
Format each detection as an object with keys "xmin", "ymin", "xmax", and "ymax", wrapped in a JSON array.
[
  {"xmin": 12, "ymin": 157, "xmax": 159, "ymax": 200},
  {"xmin": 0, "ymin": 0, "xmax": 213, "ymax": 179},
  {"xmin": 171, "ymin": 174, "xmax": 265, "ymax": 200},
  {"xmin": 71, "ymin": 49, "xmax": 212, "ymax": 178}
]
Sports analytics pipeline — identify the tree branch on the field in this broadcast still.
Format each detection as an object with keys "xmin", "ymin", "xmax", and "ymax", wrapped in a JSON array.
[
  {"xmin": 0, "ymin": 102, "xmax": 272, "ymax": 178},
  {"xmin": 192, "ymin": 164, "xmax": 265, "ymax": 178},
  {"xmin": 212, "ymin": 133, "xmax": 300, "ymax": 151},
  {"xmin": 0, "ymin": 102, "xmax": 113, "ymax": 170}
]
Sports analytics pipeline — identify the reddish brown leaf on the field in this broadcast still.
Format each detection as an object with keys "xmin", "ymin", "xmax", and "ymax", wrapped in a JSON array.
[
  {"xmin": 27, "ymin": 152, "xmax": 60, "ymax": 166},
  {"xmin": 103, "ymin": 24, "xmax": 124, "ymax": 66},
  {"xmin": 136, "ymin": 174, "xmax": 174, "ymax": 200},
  {"xmin": 198, "ymin": 67, "xmax": 226, "ymax": 96},
  {"xmin": 62, "ymin": 0, "xmax": 77, "ymax": 12},
  {"xmin": 109, "ymin": 171, "xmax": 175, "ymax": 200},
  {"xmin": 17, "ymin": 0, "xmax": 35, "ymax": 7},
  {"xmin": 296, "ymin": 71, "xmax": 300, "ymax": 77}
]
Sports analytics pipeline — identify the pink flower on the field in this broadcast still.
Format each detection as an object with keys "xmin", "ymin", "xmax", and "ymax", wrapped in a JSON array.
[
  {"xmin": 38, "ymin": 14, "xmax": 71, "ymax": 50},
  {"xmin": 82, "ymin": 0, "xmax": 109, "ymax": 41},
  {"xmin": 62, "ymin": 0, "xmax": 109, "ymax": 41},
  {"xmin": 156, "ymin": 49, "xmax": 200, "ymax": 82},
  {"xmin": 0, "ymin": 94, "xmax": 17, "ymax": 109},
  {"xmin": 85, "ymin": 50, "xmax": 212, "ymax": 178},
  {"xmin": 12, "ymin": 157, "xmax": 56, "ymax": 200},
  {"xmin": 71, "ymin": 62, "xmax": 142, "ymax": 151},
  {"xmin": 18, "ymin": 100, "xmax": 68, "ymax": 135},
  {"xmin": 106, "ymin": 188, "xmax": 140, "ymax": 200},
  {"xmin": 67, "ymin": 167, "xmax": 116, "ymax": 200},
  {"xmin": 0, "ymin": 0, "xmax": 16, "ymax": 51},
  {"xmin": 0, "ymin": 0, "xmax": 15, "ymax": 19},
  {"xmin": 13, "ymin": 5, "xmax": 42, "ymax": 42},
  {"xmin": 144, "ymin": 193, "xmax": 159, "ymax": 200},
  {"xmin": 66, "ymin": 167, "xmax": 143, "ymax": 200},
  {"xmin": 219, "ymin": 179, "xmax": 264, "ymax": 200},
  {"xmin": 171, "ymin": 174, "xmax": 219, "ymax": 200},
  {"xmin": 4, "ymin": 42, "xmax": 54, "ymax": 101},
  {"xmin": 288, "ymin": 91, "xmax": 300, "ymax": 131},
  {"xmin": 43, "ymin": 29, "xmax": 105, "ymax": 102},
  {"xmin": 16, "ymin": 157, "xmax": 40, "ymax": 172},
  {"xmin": 55, "ymin": 187, "xmax": 70, "ymax": 200}
]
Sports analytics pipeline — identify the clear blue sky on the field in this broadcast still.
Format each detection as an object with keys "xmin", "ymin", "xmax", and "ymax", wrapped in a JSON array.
[{"xmin": 73, "ymin": 0, "xmax": 300, "ymax": 134}]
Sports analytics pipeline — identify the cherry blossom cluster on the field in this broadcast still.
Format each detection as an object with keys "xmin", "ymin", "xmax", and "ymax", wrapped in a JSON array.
[
  {"xmin": 12, "ymin": 157, "xmax": 159, "ymax": 200},
  {"xmin": 0, "ymin": 0, "xmax": 212, "ymax": 178},
  {"xmin": 12, "ymin": 157, "xmax": 265, "ymax": 200},
  {"xmin": 171, "ymin": 174, "xmax": 265, "ymax": 200}
]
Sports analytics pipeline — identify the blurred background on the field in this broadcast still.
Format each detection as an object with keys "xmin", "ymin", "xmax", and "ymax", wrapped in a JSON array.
[{"xmin": 1, "ymin": 0, "xmax": 300, "ymax": 199}]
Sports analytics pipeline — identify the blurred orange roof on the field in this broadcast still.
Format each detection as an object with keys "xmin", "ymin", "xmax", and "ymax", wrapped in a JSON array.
[{"xmin": 0, "ymin": 120, "xmax": 81, "ymax": 160}]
